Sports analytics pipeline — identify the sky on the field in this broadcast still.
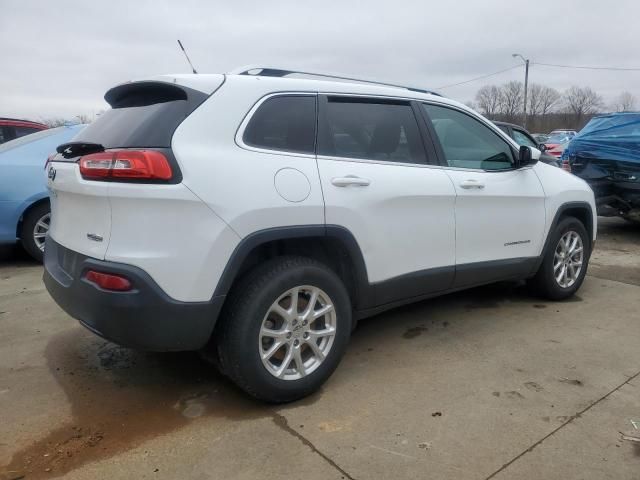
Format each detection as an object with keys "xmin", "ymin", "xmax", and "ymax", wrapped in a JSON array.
[{"xmin": 2, "ymin": 0, "xmax": 640, "ymax": 122}]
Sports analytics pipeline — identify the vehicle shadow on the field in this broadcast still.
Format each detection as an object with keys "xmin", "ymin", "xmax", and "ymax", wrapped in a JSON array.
[
  {"xmin": 0, "ymin": 243, "xmax": 38, "ymax": 267},
  {"xmin": 0, "ymin": 280, "xmax": 546, "ymax": 480}
]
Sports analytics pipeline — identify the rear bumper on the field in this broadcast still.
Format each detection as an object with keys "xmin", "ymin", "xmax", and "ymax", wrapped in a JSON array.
[{"xmin": 43, "ymin": 237, "xmax": 224, "ymax": 351}]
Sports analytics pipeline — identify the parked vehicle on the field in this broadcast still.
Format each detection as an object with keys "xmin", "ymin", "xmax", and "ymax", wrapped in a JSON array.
[
  {"xmin": 493, "ymin": 121, "xmax": 560, "ymax": 167},
  {"xmin": 550, "ymin": 129, "xmax": 577, "ymax": 138},
  {"xmin": 544, "ymin": 131, "xmax": 577, "ymax": 158},
  {"xmin": 0, "ymin": 124, "xmax": 85, "ymax": 261},
  {"xmin": 43, "ymin": 68, "xmax": 596, "ymax": 402},
  {"xmin": 546, "ymin": 141, "xmax": 571, "ymax": 159},
  {"xmin": 0, "ymin": 118, "xmax": 48, "ymax": 144},
  {"xmin": 566, "ymin": 112, "xmax": 640, "ymax": 222},
  {"xmin": 532, "ymin": 133, "xmax": 549, "ymax": 143}
]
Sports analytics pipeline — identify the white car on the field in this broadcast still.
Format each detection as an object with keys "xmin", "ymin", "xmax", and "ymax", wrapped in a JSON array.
[{"xmin": 43, "ymin": 67, "xmax": 596, "ymax": 402}]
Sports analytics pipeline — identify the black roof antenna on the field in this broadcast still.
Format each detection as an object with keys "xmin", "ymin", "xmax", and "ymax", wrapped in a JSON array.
[{"xmin": 177, "ymin": 40, "xmax": 198, "ymax": 74}]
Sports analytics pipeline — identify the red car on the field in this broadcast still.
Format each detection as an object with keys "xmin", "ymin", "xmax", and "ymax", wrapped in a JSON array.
[{"xmin": 0, "ymin": 118, "xmax": 48, "ymax": 144}]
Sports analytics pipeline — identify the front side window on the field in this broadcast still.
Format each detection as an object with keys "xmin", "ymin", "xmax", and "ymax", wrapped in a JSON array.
[
  {"xmin": 319, "ymin": 98, "xmax": 426, "ymax": 164},
  {"xmin": 512, "ymin": 129, "xmax": 538, "ymax": 148},
  {"xmin": 423, "ymin": 104, "xmax": 514, "ymax": 170},
  {"xmin": 243, "ymin": 95, "xmax": 316, "ymax": 154}
]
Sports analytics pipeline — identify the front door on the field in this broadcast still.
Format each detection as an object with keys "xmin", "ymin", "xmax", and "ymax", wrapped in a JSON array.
[{"xmin": 421, "ymin": 103, "xmax": 546, "ymax": 287}]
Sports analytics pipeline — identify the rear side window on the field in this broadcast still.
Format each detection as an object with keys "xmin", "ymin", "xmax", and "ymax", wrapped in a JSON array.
[
  {"xmin": 423, "ymin": 104, "xmax": 514, "ymax": 171},
  {"xmin": 13, "ymin": 126, "xmax": 41, "ymax": 139},
  {"xmin": 319, "ymin": 98, "xmax": 426, "ymax": 164},
  {"xmin": 243, "ymin": 96, "xmax": 316, "ymax": 154}
]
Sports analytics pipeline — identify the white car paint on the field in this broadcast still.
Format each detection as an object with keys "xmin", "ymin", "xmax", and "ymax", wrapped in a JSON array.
[{"xmin": 47, "ymin": 71, "xmax": 596, "ymax": 303}]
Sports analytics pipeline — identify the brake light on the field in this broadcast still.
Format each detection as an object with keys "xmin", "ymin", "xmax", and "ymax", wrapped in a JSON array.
[
  {"xmin": 85, "ymin": 270, "xmax": 132, "ymax": 291},
  {"xmin": 562, "ymin": 160, "xmax": 572, "ymax": 172},
  {"xmin": 79, "ymin": 150, "xmax": 172, "ymax": 181}
]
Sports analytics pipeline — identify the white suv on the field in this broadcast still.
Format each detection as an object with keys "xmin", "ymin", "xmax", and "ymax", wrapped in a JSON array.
[{"xmin": 44, "ymin": 67, "xmax": 596, "ymax": 402}]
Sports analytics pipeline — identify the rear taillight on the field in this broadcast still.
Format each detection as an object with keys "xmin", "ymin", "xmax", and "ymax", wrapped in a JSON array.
[
  {"xmin": 79, "ymin": 150, "xmax": 172, "ymax": 181},
  {"xmin": 562, "ymin": 160, "xmax": 572, "ymax": 172},
  {"xmin": 85, "ymin": 270, "xmax": 132, "ymax": 291}
]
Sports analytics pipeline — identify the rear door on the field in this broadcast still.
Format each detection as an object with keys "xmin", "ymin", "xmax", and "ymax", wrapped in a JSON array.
[
  {"xmin": 421, "ymin": 103, "xmax": 546, "ymax": 287},
  {"xmin": 316, "ymin": 95, "xmax": 456, "ymax": 305}
]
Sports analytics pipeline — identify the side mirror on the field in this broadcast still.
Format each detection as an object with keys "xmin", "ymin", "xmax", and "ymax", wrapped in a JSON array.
[
  {"xmin": 517, "ymin": 146, "xmax": 537, "ymax": 168},
  {"xmin": 538, "ymin": 143, "xmax": 546, "ymax": 152}
]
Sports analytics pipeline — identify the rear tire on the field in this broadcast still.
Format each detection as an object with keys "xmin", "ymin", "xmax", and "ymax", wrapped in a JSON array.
[
  {"xmin": 20, "ymin": 203, "xmax": 50, "ymax": 263},
  {"xmin": 214, "ymin": 256, "xmax": 352, "ymax": 403},
  {"xmin": 529, "ymin": 216, "xmax": 590, "ymax": 300}
]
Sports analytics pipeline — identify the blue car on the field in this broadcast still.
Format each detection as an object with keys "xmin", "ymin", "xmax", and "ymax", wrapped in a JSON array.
[{"xmin": 0, "ymin": 124, "xmax": 85, "ymax": 261}]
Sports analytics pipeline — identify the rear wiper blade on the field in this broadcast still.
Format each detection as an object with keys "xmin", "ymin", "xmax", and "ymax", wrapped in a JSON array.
[{"xmin": 56, "ymin": 141, "xmax": 104, "ymax": 159}]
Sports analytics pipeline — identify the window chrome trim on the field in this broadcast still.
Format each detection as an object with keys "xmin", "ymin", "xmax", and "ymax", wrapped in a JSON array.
[
  {"xmin": 234, "ymin": 91, "xmax": 318, "ymax": 159},
  {"xmin": 316, "ymin": 154, "xmax": 443, "ymax": 169}
]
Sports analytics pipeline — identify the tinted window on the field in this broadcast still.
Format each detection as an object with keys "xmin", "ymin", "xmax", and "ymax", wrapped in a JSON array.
[
  {"xmin": 74, "ymin": 83, "xmax": 207, "ymax": 149},
  {"xmin": 423, "ymin": 104, "xmax": 514, "ymax": 170},
  {"xmin": 496, "ymin": 124, "xmax": 510, "ymax": 134},
  {"xmin": 319, "ymin": 98, "xmax": 426, "ymax": 164},
  {"xmin": 13, "ymin": 126, "xmax": 41, "ymax": 139},
  {"xmin": 512, "ymin": 129, "xmax": 538, "ymax": 148},
  {"xmin": 243, "ymin": 96, "xmax": 316, "ymax": 154}
]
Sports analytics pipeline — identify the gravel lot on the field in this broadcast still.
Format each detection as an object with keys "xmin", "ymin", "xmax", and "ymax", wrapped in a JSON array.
[{"xmin": 1, "ymin": 217, "xmax": 639, "ymax": 480}]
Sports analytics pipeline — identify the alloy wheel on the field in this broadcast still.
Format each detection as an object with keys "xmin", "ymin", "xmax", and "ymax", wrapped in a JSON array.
[
  {"xmin": 259, "ymin": 285, "xmax": 337, "ymax": 380},
  {"xmin": 553, "ymin": 230, "xmax": 584, "ymax": 288},
  {"xmin": 33, "ymin": 212, "xmax": 50, "ymax": 252}
]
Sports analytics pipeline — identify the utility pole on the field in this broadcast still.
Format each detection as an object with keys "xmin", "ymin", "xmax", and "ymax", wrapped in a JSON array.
[{"xmin": 512, "ymin": 53, "xmax": 529, "ymax": 128}]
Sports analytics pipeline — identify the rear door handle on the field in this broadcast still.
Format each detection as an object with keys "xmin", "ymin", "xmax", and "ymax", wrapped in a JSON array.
[
  {"xmin": 459, "ymin": 179, "xmax": 485, "ymax": 189},
  {"xmin": 331, "ymin": 176, "xmax": 371, "ymax": 187}
]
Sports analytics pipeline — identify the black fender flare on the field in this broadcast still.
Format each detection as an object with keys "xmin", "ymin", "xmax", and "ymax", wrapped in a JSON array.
[{"xmin": 211, "ymin": 224, "xmax": 371, "ymax": 308}]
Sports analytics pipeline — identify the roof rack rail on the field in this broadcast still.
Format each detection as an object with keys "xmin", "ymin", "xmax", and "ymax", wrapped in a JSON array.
[{"xmin": 229, "ymin": 66, "xmax": 442, "ymax": 97}]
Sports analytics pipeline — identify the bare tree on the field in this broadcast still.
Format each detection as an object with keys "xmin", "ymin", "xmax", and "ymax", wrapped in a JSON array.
[
  {"xmin": 76, "ymin": 113, "xmax": 93, "ymax": 124},
  {"xmin": 528, "ymin": 84, "xmax": 560, "ymax": 116},
  {"xmin": 613, "ymin": 91, "xmax": 637, "ymax": 112},
  {"xmin": 475, "ymin": 85, "xmax": 502, "ymax": 117},
  {"xmin": 564, "ymin": 86, "xmax": 604, "ymax": 121},
  {"xmin": 464, "ymin": 100, "xmax": 477, "ymax": 111},
  {"xmin": 538, "ymin": 86, "xmax": 561, "ymax": 115},
  {"xmin": 42, "ymin": 118, "xmax": 68, "ymax": 128},
  {"xmin": 499, "ymin": 81, "xmax": 524, "ymax": 119}
]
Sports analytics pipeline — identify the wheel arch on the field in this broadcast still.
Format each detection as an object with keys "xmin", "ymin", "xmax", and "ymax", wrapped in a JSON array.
[
  {"xmin": 531, "ymin": 201, "xmax": 594, "ymax": 275},
  {"xmin": 212, "ymin": 225, "xmax": 371, "ymax": 311}
]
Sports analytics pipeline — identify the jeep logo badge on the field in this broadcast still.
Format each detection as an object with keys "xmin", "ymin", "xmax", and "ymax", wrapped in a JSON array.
[{"xmin": 47, "ymin": 166, "xmax": 56, "ymax": 181}]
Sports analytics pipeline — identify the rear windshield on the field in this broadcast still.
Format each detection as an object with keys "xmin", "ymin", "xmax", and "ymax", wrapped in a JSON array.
[{"xmin": 73, "ymin": 82, "xmax": 207, "ymax": 149}]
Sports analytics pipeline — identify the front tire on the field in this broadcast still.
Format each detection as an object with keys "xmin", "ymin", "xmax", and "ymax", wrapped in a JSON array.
[
  {"xmin": 529, "ymin": 216, "xmax": 590, "ymax": 300},
  {"xmin": 215, "ymin": 256, "xmax": 352, "ymax": 403},
  {"xmin": 20, "ymin": 203, "xmax": 50, "ymax": 263}
]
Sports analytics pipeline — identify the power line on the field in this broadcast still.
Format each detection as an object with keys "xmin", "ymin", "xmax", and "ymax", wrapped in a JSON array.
[
  {"xmin": 436, "ymin": 65, "xmax": 521, "ymax": 89},
  {"xmin": 533, "ymin": 62, "xmax": 640, "ymax": 71}
]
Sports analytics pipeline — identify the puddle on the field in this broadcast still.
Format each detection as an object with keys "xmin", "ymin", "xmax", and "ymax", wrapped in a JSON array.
[{"xmin": 0, "ymin": 329, "xmax": 285, "ymax": 480}]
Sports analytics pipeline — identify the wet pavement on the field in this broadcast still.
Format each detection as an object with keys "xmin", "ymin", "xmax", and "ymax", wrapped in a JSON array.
[{"xmin": 1, "ymin": 218, "xmax": 639, "ymax": 480}]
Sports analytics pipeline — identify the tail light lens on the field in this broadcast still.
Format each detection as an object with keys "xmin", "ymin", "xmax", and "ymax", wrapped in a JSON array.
[
  {"xmin": 562, "ymin": 160, "xmax": 572, "ymax": 172},
  {"xmin": 85, "ymin": 270, "xmax": 132, "ymax": 291},
  {"xmin": 79, "ymin": 150, "xmax": 172, "ymax": 181}
]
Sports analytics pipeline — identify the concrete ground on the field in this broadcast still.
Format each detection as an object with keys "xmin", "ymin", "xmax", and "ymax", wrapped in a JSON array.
[{"xmin": 1, "ymin": 217, "xmax": 639, "ymax": 480}]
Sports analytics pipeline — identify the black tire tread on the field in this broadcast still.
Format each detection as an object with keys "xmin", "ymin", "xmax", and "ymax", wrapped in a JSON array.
[{"xmin": 215, "ymin": 255, "xmax": 350, "ymax": 402}]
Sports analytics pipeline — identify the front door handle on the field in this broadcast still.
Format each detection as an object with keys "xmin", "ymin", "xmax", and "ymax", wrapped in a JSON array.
[
  {"xmin": 459, "ymin": 179, "xmax": 485, "ymax": 189},
  {"xmin": 331, "ymin": 176, "xmax": 371, "ymax": 187}
]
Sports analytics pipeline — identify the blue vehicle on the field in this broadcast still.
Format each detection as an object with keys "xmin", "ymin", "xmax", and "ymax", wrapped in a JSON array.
[
  {"xmin": 566, "ymin": 112, "xmax": 640, "ymax": 222},
  {"xmin": 0, "ymin": 124, "xmax": 85, "ymax": 261}
]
